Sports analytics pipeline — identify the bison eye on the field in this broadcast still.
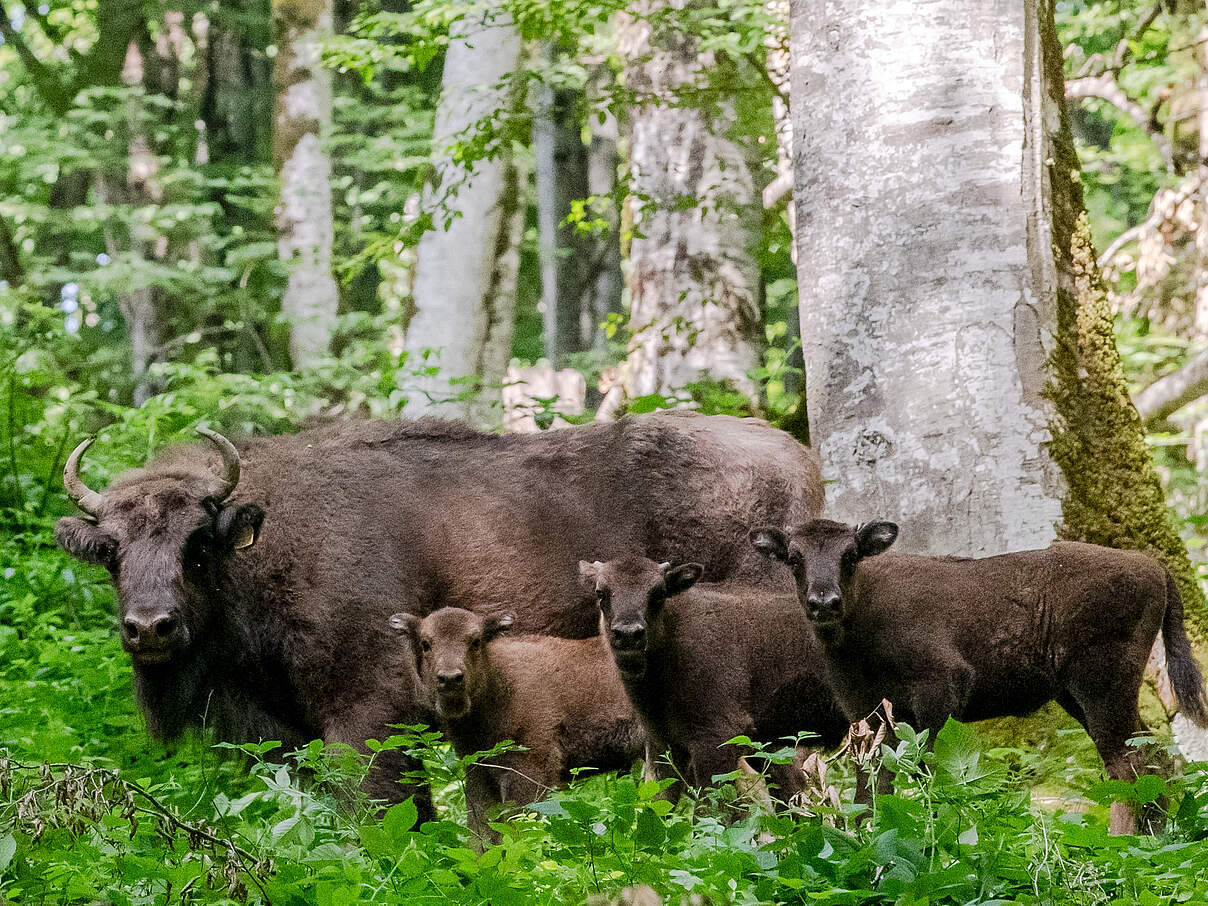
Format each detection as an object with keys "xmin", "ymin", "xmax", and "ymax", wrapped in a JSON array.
[
  {"xmin": 469, "ymin": 637, "xmax": 481, "ymax": 651},
  {"xmin": 420, "ymin": 639, "xmax": 431, "ymax": 653}
]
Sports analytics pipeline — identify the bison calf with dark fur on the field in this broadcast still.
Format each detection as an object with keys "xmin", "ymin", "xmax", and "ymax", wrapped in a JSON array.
[
  {"xmin": 750, "ymin": 518, "xmax": 1208, "ymax": 834},
  {"xmin": 53, "ymin": 412, "xmax": 819, "ymax": 815},
  {"xmin": 391, "ymin": 606, "xmax": 644, "ymax": 844},
  {"xmin": 581, "ymin": 557, "xmax": 849, "ymax": 805}
]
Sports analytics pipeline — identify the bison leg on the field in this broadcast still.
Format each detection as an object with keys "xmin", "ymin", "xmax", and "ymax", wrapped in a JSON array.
[
  {"xmin": 322, "ymin": 711, "xmax": 435, "ymax": 822},
  {"xmin": 1064, "ymin": 666, "xmax": 1152, "ymax": 835},
  {"xmin": 496, "ymin": 756, "xmax": 552, "ymax": 809},
  {"xmin": 907, "ymin": 663, "xmax": 974, "ymax": 736},
  {"xmin": 644, "ymin": 740, "xmax": 685, "ymax": 806},
  {"xmin": 465, "ymin": 764, "xmax": 504, "ymax": 849}
]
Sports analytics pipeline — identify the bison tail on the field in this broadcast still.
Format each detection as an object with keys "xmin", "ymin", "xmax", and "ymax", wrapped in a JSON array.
[{"xmin": 1162, "ymin": 570, "xmax": 1208, "ymax": 729}]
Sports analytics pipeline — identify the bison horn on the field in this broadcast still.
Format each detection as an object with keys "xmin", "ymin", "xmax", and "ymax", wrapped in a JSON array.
[
  {"xmin": 63, "ymin": 437, "xmax": 104, "ymax": 521},
  {"xmin": 196, "ymin": 427, "xmax": 241, "ymax": 502}
]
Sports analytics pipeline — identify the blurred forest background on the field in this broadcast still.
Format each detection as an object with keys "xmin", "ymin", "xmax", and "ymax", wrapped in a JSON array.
[{"xmin": 9, "ymin": 0, "xmax": 1208, "ymax": 901}]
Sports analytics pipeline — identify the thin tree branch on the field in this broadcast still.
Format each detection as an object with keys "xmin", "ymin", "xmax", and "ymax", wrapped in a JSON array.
[
  {"xmin": 0, "ymin": 1, "xmax": 71, "ymax": 113},
  {"xmin": 762, "ymin": 170, "xmax": 792, "ymax": 209},
  {"xmin": 1134, "ymin": 348, "xmax": 1208, "ymax": 422},
  {"xmin": 1066, "ymin": 74, "xmax": 1175, "ymax": 168},
  {"xmin": 1097, "ymin": 223, "xmax": 1145, "ymax": 269},
  {"xmin": 1112, "ymin": 0, "xmax": 1164, "ymax": 70}
]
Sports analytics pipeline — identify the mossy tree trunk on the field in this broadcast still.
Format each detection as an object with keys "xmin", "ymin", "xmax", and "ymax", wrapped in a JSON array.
[{"xmin": 791, "ymin": 0, "xmax": 1208, "ymax": 752}]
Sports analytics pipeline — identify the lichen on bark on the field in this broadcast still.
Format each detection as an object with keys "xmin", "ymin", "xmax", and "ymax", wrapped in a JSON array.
[{"xmin": 1045, "ymin": 213, "xmax": 1207, "ymax": 648}]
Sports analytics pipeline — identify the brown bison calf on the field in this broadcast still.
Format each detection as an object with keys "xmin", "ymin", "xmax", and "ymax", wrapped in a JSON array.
[
  {"xmin": 580, "ymin": 557, "xmax": 849, "ymax": 806},
  {"xmin": 750, "ymin": 519, "xmax": 1208, "ymax": 833},
  {"xmin": 390, "ymin": 606, "xmax": 644, "ymax": 844}
]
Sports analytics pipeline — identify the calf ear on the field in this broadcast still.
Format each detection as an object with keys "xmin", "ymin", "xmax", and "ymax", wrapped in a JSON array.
[
  {"xmin": 749, "ymin": 527, "xmax": 790, "ymax": 562},
  {"xmin": 855, "ymin": 522, "xmax": 898, "ymax": 557},
  {"xmin": 484, "ymin": 612, "xmax": 514, "ymax": 641},
  {"xmin": 388, "ymin": 612, "xmax": 422, "ymax": 667},
  {"xmin": 54, "ymin": 517, "xmax": 117, "ymax": 567},
  {"xmin": 389, "ymin": 612, "xmax": 420, "ymax": 635},
  {"xmin": 216, "ymin": 504, "xmax": 264, "ymax": 551},
  {"xmin": 578, "ymin": 560, "xmax": 604, "ymax": 591},
  {"xmin": 662, "ymin": 562, "xmax": 703, "ymax": 596}
]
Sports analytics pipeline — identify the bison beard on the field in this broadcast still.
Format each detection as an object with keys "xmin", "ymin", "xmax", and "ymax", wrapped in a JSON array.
[{"xmin": 56, "ymin": 413, "xmax": 823, "ymax": 817}]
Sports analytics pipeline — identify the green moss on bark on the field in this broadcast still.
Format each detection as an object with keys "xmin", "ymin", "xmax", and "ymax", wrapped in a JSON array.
[{"xmin": 1045, "ymin": 214, "xmax": 1207, "ymax": 647}]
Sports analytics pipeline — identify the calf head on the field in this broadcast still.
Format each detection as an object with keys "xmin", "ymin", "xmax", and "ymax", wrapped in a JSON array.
[
  {"xmin": 54, "ymin": 429, "xmax": 263, "ymax": 668},
  {"xmin": 389, "ymin": 607, "xmax": 514, "ymax": 721},
  {"xmin": 749, "ymin": 519, "xmax": 897, "ymax": 625},
  {"xmin": 578, "ymin": 557, "xmax": 703, "ymax": 679}
]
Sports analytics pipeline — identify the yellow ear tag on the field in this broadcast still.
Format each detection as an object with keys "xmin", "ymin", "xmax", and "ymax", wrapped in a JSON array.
[{"xmin": 232, "ymin": 522, "xmax": 257, "ymax": 550}]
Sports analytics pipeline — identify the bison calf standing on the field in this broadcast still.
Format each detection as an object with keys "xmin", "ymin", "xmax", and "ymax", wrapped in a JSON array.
[
  {"xmin": 580, "ymin": 557, "xmax": 849, "ymax": 805},
  {"xmin": 390, "ymin": 607, "xmax": 644, "ymax": 844},
  {"xmin": 750, "ymin": 519, "xmax": 1208, "ymax": 833}
]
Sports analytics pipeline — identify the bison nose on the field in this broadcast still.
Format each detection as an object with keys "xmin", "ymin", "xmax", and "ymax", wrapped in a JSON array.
[
  {"xmin": 610, "ymin": 623, "xmax": 646, "ymax": 650},
  {"xmin": 805, "ymin": 593, "xmax": 842, "ymax": 621},
  {"xmin": 121, "ymin": 612, "xmax": 181, "ymax": 651},
  {"xmin": 436, "ymin": 670, "xmax": 464, "ymax": 691}
]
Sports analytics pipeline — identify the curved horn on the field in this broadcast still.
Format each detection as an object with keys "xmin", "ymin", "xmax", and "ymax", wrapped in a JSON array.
[
  {"xmin": 63, "ymin": 437, "xmax": 104, "ymax": 520},
  {"xmin": 196, "ymin": 427, "xmax": 241, "ymax": 502}
]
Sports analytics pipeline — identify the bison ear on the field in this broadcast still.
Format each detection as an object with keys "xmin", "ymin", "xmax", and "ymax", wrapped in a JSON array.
[
  {"xmin": 216, "ymin": 503, "xmax": 264, "ymax": 552},
  {"xmin": 662, "ymin": 562, "xmax": 703, "ymax": 597},
  {"xmin": 855, "ymin": 521, "xmax": 898, "ymax": 558},
  {"xmin": 749, "ymin": 527, "xmax": 790, "ymax": 562},
  {"xmin": 483, "ymin": 612, "xmax": 514, "ymax": 641},
  {"xmin": 55, "ymin": 517, "xmax": 117, "ymax": 567},
  {"xmin": 578, "ymin": 560, "xmax": 603, "ymax": 591},
  {"xmin": 389, "ymin": 612, "xmax": 420, "ymax": 635}
]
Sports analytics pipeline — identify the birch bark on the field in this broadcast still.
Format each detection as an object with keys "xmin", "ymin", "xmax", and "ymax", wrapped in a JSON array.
[
  {"xmin": 404, "ymin": 8, "xmax": 523, "ymax": 421},
  {"xmin": 791, "ymin": 0, "xmax": 1064, "ymax": 555},
  {"xmin": 273, "ymin": 0, "xmax": 339, "ymax": 368},
  {"xmin": 619, "ymin": 1, "xmax": 762, "ymax": 402}
]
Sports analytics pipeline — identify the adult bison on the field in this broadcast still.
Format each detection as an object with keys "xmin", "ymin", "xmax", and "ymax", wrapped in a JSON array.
[{"xmin": 55, "ymin": 413, "xmax": 821, "ymax": 815}]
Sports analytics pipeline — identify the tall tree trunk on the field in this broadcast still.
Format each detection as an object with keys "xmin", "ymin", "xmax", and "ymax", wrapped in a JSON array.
[
  {"xmin": 618, "ymin": 1, "xmax": 761, "ymax": 403},
  {"xmin": 112, "ymin": 38, "xmax": 165, "ymax": 407},
  {"xmin": 1194, "ymin": 27, "xmax": 1208, "ymax": 339},
  {"xmin": 404, "ymin": 9, "xmax": 523, "ymax": 421},
  {"xmin": 792, "ymin": 0, "xmax": 1064, "ymax": 555},
  {"xmin": 531, "ymin": 61, "xmax": 561, "ymax": 363},
  {"xmin": 791, "ymin": 0, "xmax": 1207, "ymax": 749},
  {"xmin": 583, "ymin": 129, "xmax": 623, "ymax": 350},
  {"xmin": 272, "ymin": 0, "xmax": 338, "ymax": 368}
]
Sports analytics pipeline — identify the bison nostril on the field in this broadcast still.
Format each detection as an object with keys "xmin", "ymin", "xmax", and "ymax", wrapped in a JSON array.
[
  {"xmin": 122, "ymin": 619, "xmax": 141, "ymax": 641},
  {"xmin": 437, "ymin": 672, "xmax": 464, "ymax": 689},
  {"xmin": 611, "ymin": 625, "xmax": 646, "ymax": 649},
  {"xmin": 807, "ymin": 594, "xmax": 842, "ymax": 619},
  {"xmin": 152, "ymin": 616, "xmax": 177, "ymax": 638}
]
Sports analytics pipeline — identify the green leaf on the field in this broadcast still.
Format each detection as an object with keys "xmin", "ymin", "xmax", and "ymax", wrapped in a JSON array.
[
  {"xmin": 0, "ymin": 834, "xmax": 15, "ymax": 873},
  {"xmin": 384, "ymin": 798, "xmax": 419, "ymax": 842}
]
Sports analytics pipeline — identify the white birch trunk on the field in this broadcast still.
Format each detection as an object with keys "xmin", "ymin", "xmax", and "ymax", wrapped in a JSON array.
[
  {"xmin": 619, "ymin": 1, "xmax": 761, "ymax": 402},
  {"xmin": 791, "ymin": 0, "xmax": 1064, "ymax": 555},
  {"xmin": 273, "ymin": 0, "xmax": 338, "ymax": 369},
  {"xmin": 404, "ymin": 9, "xmax": 523, "ymax": 421}
]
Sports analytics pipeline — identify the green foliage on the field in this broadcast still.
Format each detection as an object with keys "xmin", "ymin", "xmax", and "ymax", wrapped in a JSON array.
[{"xmin": 7, "ymin": 691, "xmax": 1208, "ymax": 904}]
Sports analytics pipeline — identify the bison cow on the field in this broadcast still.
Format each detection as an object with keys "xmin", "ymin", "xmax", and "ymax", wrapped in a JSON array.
[
  {"xmin": 390, "ymin": 606, "xmax": 644, "ymax": 844},
  {"xmin": 580, "ymin": 556, "xmax": 849, "ymax": 806},
  {"xmin": 750, "ymin": 518, "xmax": 1208, "ymax": 833},
  {"xmin": 54, "ymin": 412, "xmax": 821, "ymax": 815}
]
